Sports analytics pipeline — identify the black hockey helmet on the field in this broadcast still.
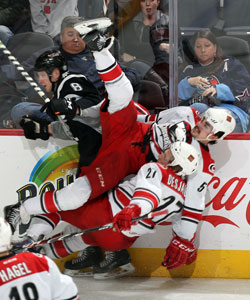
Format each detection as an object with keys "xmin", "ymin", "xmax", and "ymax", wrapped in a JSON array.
[{"xmin": 35, "ymin": 49, "xmax": 68, "ymax": 77}]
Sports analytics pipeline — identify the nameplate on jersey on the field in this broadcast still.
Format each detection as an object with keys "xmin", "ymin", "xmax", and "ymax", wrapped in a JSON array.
[{"xmin": 162, "ymin": 169, "xmax": 186, "ymax": 199}]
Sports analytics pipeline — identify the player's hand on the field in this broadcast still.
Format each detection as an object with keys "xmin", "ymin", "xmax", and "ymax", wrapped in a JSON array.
[
  {"xmin": 20, "ymin": 115, "xmax": 50, "ymax": 140},
  {"xmin": 45, "ymin": 98, "xmax": 78, "ymax": 120},
  {"xmin": 162, "ymin": 234, "xmax": 197, "ymax": 270},
  {"xmin": 168, "ymin": 121, "xmax": 192, "ymax": 143},
  {"xmin": 113, "ymin": 204, "xmax": 141, "ymax": 232}
]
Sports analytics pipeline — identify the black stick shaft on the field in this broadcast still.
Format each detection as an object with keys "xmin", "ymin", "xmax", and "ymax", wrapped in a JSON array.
[
  {"xmin": 18, "ymin": 209, "xmax": 168, "ymax": 249},
  {"xmin": 0, "ymin": 41, "xmax": 50, "ymax": 103}
]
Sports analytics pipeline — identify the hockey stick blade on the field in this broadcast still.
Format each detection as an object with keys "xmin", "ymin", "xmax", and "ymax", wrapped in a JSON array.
[{"xmin": 16, "ymin": 209, "xmax": 168, "ymax": 249}]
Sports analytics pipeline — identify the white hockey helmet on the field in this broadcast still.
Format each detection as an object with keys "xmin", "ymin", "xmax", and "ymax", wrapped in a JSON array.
[
  {"xmin": 0, "ymin": 217, "xmax": 12, "ymax": 252},
  {"xmin": 203, "ymin": 108, "xmax": 236, "ymax": 139},
  {"xmin": 168, "ymin": 142, "xmax": 200, "ymax": 176}
]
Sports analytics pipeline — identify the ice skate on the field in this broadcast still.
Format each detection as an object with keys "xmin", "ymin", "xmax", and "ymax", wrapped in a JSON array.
[
  {"xmin": 93, "ymin": 249, "xmax": 135, "ymax": 280},
  {"xmin": 18, "ymin": 220, "xmax": 31, "ymax": 238},
  {"xmin": 64, "ymin": 246, "xmax": 103, "ymax": 277},
  {"xmin": 4, "ymin": 199, "xmax": 31, "ymax": 235},
  {"xmin": 74, "ymin": 17, "xmax": 112, "ymax": 37},
  {"xmin": 4, "ymin": 202, "xmax": 22, "ymax": 234},
  {"xmin": 74, "ymin": 19, "xmax": 114, "ymax": 52}
]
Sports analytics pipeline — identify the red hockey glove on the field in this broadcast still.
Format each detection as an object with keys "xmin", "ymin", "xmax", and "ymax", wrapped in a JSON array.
[
  {"xmin": 162, "ymin": 235, "xmax": 197, "ymax": 270},
  {"xmin": 113, "ymin": 204, "xmax": 141, "ymax": 232}
]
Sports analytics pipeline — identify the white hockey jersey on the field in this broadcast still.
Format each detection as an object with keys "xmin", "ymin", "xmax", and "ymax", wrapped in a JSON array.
[
  {"xmin": 108, "ymin": 162, "xmax": 186, "ymax": 237},
  {"xmin": 0, "ymin": 251, "xmax": 79, "ymax": 300},
  {"xmin": 149, "ymin": 106, "xmax": 215, "ymax": 240}
]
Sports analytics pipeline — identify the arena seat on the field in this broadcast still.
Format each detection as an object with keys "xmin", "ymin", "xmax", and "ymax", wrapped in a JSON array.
[
  {"xmin": 7, "ymin": 32, "xmax": 55, "ymax": 63},
  {"xmin": 217, "ymin": 35, "xmax": 250, "ymax": 74},
  {"xmin": 136, "ymin": 80, "xmax": 167, "ymax": 113}
]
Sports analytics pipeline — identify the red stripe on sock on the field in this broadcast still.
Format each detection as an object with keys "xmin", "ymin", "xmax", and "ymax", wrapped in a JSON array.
[
  {"xmin": 44, "ymin": 190, "xmax": 58, "ymax": 213},
  {"xmin": 98, "ymin": 64, "xmax": 122, "ymax": 82},
  {"xmin": 53, "ymin": 240, "xmax": 71, "ymax": 258}
]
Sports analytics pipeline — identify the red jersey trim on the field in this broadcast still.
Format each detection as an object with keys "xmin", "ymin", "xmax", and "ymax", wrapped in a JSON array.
[
  {"xmin": 133, "ymin": 189, "xmax": 159, "ymax": 210},
  {"xmin": 160, "ymin": 166, "xmax": 186, "ymax": 199},
  {"xmin": 182, "ymin": 209, "xmax": 203, "ymax": 222}
]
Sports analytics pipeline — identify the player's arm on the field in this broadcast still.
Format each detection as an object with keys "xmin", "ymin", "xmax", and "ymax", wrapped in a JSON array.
[
  {"xmin": 113, "ymin": 163, "xmax": 163, "ymax": 231},
  {"xmin": 43, "ymin": 76, "xmax": 102, "ymax": 120},
  {"xmin": 162, "ymin": 168, "xmax": 213, "ymax": 270},
  {"xmin": 172, "ymin": 169, "xmax": 213, "ymax": 240},
  {"xmin": 58, "ymin": 76, "xmax": 103, "ymax": 110}
]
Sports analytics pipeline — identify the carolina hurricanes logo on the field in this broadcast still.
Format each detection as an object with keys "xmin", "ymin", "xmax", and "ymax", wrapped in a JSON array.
[
  {"xmin": 206, "ymin": 75, "xmax": 220, "ymax": 86},
  {"xmin": 235, "ymin": 88, "xmax": 250, "ymax": 102},
  {"xmin": 209, "ymin": 163, "xmax": 215, "ymax": 173}
]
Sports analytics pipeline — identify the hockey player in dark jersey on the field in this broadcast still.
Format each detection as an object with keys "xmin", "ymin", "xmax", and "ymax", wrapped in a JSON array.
[{"xmin": 20, "ymin": 48, "xmax": 150, "ymax": 172}]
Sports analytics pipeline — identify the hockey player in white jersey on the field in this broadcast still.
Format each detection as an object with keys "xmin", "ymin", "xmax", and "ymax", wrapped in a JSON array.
[
  {"xmin": 0, "ymin": 217, "xmax": 79, "ymax": 300},
  {"xmin": 139, "ymin": 106, "xmax": 236, "ymax": 269},
  {"xmin": 12, "ymin": 141, "xmax": 200, "ymax": 279}
]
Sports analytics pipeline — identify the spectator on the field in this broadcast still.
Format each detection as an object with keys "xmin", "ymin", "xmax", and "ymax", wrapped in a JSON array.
[
  {"xmin": 178, "ymin": 29, "xmax": 250, "ymax": 133},
  {"xmin": 0, "ymin": 217, "xmax": 80, "ymax": 299},
  {"xmin": 10, "ymin": 15, "xmax": 142, "ymax": 126},
  {"xmin": 29, "ymin": 0, "xmax": 79, "ymax": 44},
  {"xmin": 0, "ymin": 0, "xmax": 31, "ymax": 48},
  {"xmin": 117, "ymin": 0, "xmax": 183, "ymax": 106}
]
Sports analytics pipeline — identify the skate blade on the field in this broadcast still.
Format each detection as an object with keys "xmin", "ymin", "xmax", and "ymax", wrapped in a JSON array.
[
  {"xmin": 64, "ymin": 268, "xmax": 93, "ymax": 277},
  {"xmin": 74, "ymin": 17, "xmax": 112, "ymax": 35},
  {"xmin": 93, "ymin": 263, "xmax": 135, "ymax": 280}
]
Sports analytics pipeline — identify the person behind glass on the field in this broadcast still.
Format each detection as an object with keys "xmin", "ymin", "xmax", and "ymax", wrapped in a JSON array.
[
  {"xmin": 10, "ymin": 16, "xmax": 143, "ymax": 126},
  {"xmin": 0, "ymin": 0, "xmax": 31, "ymax": 59},
  {"xmin": 119, "ymin": 0, "xmax": 182, "ymax": 106},
  {"xmin": 29, "ymin": 0, "xmax": 79, "ymax": 45},
  {"xmin": 178, "ymin": 29, "xmax": 250, "ymax": 133}
]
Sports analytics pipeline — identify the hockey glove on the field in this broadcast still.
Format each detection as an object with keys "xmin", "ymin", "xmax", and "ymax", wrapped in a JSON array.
[
  {"xmin": 168, "ymin": 121, "xmax": 192, "ymax": 144},
  {"xmin": 20, "ymin": 115, "xmax": 50, "ymax": 140},
  {"xmin": 113, "ymin": 204, "xmax": 141, "ymax": 232},
  {"xmin": 44, "ymin": 98, "xmax": 78, "ymax": 121},
  {"xmin": 162, "ymin": 234, "xmax": 197, "ymax": 270}
]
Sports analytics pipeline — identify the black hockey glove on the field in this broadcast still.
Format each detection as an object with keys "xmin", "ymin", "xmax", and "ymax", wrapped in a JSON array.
[
  {"xmin": 43, "ymin": 98, "xmax": 78, "ymax": 121},
  {"xmin": 168, "ymin": 121, "xmax": 192, "ymax": 144},
  {"xmin": 20, "ymin": 115, "xmax": 50, "ymax": 140}
]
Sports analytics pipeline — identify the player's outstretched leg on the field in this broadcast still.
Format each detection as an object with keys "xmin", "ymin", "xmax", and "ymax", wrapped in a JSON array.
[
  {"xmin": 92, "ymin": 249, "xmax": 135, "ymax": 280},
  {"xmin": 64, "ymin": 246, "xmax": 103, "ymax": 277}
]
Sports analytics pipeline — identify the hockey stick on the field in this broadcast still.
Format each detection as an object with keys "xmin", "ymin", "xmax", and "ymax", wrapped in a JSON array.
[
  {"xmin": 0, "ymin": 41, "xmax": 51, "ymax": 103},
  {"xmin": 16, "ymin": 209, "xmax": 168, "ymax": 249},
  {"xmin": 0, "ymin": 40, "xmax": 76, "ymax": 141}
]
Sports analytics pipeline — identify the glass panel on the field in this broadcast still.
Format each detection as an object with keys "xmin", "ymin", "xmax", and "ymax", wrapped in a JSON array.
[
  {"xmin": 177, "ymin": 0, "xmax": 250, "ymax": 133},
  {"xmin": 0, "ymin": 1, "xmax": 249, "ymax": 133}
]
